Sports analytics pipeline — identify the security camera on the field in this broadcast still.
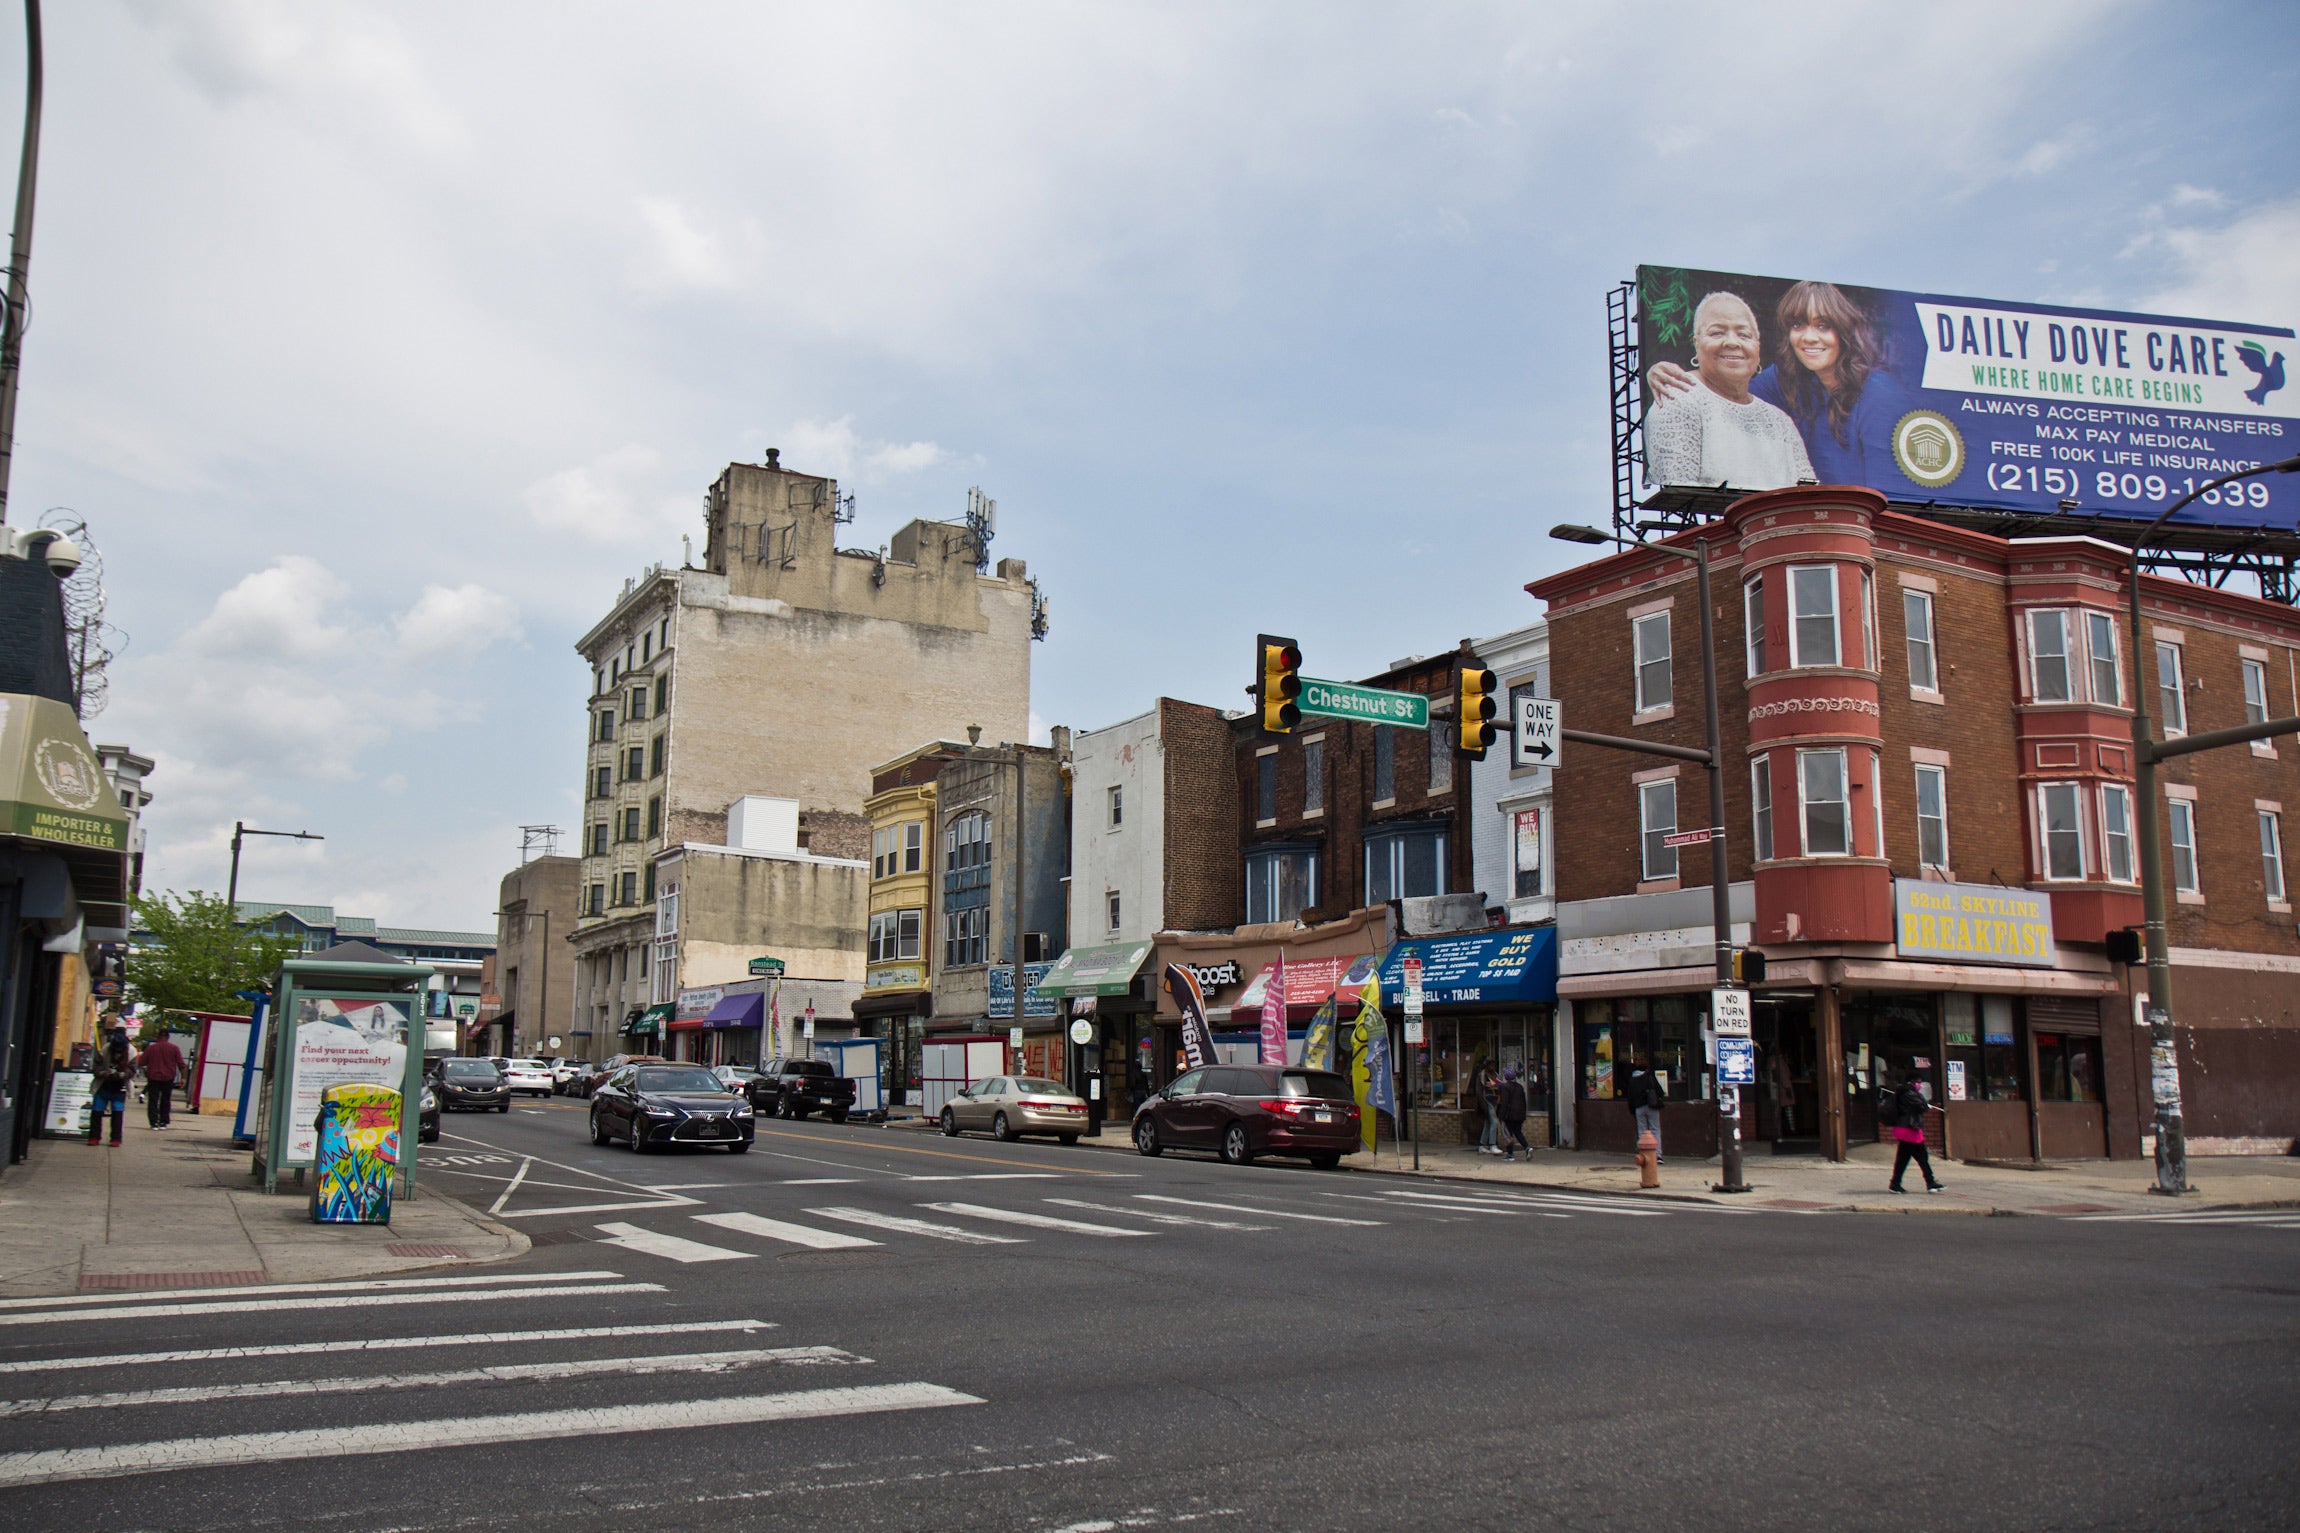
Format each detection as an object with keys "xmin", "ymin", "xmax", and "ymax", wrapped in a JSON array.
[{"xmin": 42, "ymin": 536, "xmax": 80, "ymax": 577}]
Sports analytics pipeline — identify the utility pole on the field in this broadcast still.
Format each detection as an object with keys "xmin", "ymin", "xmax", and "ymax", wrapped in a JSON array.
[
  {"xmin": 2122, "ymin": 454, "xmax": 2300, "ymax": 1195},
  {"xmin": 0, "ymin": 0, "xmax": 40, "ymax": 529}
]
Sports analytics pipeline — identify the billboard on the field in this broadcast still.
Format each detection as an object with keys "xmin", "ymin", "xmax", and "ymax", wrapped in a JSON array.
[{"xmin": 1636, "ymin": 264, "xmax": 2295, "ymax": 531}]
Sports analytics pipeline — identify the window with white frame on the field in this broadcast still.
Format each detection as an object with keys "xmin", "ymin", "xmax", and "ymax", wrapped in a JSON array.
[
  {"xmin": 2168, "ymin": 797, "xmax": 2200, "ymax": 894},
  {"xmin": 1915, "ymin": 764, "xmax": 1949, "ymax": 872},
  {"xmin": 1750, "ymin": 756, "xmax": 1774, "ymax": 861},
  {"xmin": 946, "ymin": 812, "xmax": 990, "ymax": 873},
  {"xmin": 2242, "ymin": 657, "xmax": 2272, "ymax": 734},
  {"xmin": 2029, "ymin": 610, "xmax": 2073, "ymax": 702},
  {"xmin": 1790, "ymin": 565, "xmax": 1839, "ymax": 667},
  {"xmin": 903, "ymin": 821, "xmax": 922, "ymax": 872},
  {"xmin": 1512, "ymin": 808, "xmax": 1542, "ymax": 898},
  {"xmin": 1107, "ymin": 890, "xmax": 1123, "ymax": 930},
  {"xmin": 1870, "ymin": 748, "xmax": 1885, "ymax": 857},
  {"xmin": 1639, "ymin": 779, "xmax": 1678, "ymax": 881},
  {"xmin": 1302, "ymin": 737, "xmax": 1325, "ymax": 815},
  {"xmin": 2085, "ymin": 611, "xmax": 2120, "ymax": 705},
  {"xmin": 1743, "ymin": 577, "xmax": 1766, "ymax": 675},
  {"xmin": 2156, "ymin": 641, "xmax": 2186, "ymax": 735},
  {"xmin": 869, "ymin": 909, "xmax": 922, "ymax": 963},
  {"xmin": 1799, "ymin": 748, "xmax": 1849, "ymax": 856},
  {"xmin": 1248, "ymin": 845, "xmax": 1321, "ymax": 923},
  {"xmin": 1634, "ymin": 612, "xmax": 1672, "ymax": 711},
  {"xmin": 2100, "ymin": 784, "xmax": 2136, "ymax": 884},
  {"xmin": 1904, "ymin": 589, "xmax": 1938, "ymax": 692},
  {"xmin": 1108, "ymin": 785, "xmax": 1123, "ymax": 828},
  {"xmin": 1861, "ymin": 569, "xmax": 1878, "ymax": 670},
  {"xmin": 944, "ymin": 906, "xmax": 987, "ymax": 968},
  {"xmin": 1366, "ymin": 827, "xmax": 1446, "ymax": 903},
  {"xmin": 2038, "ymin": 783, "xmax": 2086, "ymax": 880},
  {"xmin": 2263, "ymin": 810, "xmax": 2287, "ymax": 904}
]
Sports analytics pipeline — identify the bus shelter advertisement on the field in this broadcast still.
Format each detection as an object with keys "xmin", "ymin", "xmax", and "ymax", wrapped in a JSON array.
[{"xmin": 1636, "ymin": 264, "xmax": 2294, "ymax": 529}]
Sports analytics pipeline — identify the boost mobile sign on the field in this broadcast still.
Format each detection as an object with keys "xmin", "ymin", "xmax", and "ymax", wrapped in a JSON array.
[{"xmin": 1637, "ymin": 264, "xmax": 2295, "ymax": 530}]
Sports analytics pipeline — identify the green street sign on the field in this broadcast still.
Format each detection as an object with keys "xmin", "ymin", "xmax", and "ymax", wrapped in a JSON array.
[
  {"xmin": 1297, "ymin": 678, "xmax": 1429, "ymax": 730},
  {"xmin": 748, "ymin": 957, "xmax": 786, "ymax": 977}
]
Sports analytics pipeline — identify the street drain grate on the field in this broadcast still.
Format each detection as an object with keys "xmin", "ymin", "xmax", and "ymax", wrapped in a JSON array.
[
  {"xmin": 524, "ymin": 1229, "xmax": 593, "ymax": 1247},
  {"xmin": 385, "ymin": 1243, "xmax": 468, "ymax": 1258},
  {"xmin": 81, "ymin": 1270, "xmax": 265, "ymax": 1290}
]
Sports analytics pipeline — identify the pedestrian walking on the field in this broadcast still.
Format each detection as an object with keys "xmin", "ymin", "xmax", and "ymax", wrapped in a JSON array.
[
  {"xmin": 87, "ymin": 1026, "xmax": 134, "ymax": 1147},
  {"xmin": 1475, "ymin": 1061, "xmax": 1501, "ymax": 1155},
  {"xmin": 1627, "ymin": 1058, "xmax": 1665, "ymax": 1164},
  {"xmin": 140, "ymin": 1031, "xmax": 186, "ymax": 1128},
  {"xmin": 1495, "ymin": 1065, "xmax": 1532, "ymax": 1161},
  {"xmin": 1886, "ymin": 1069, "xmax": 1945, "ymax": 1194}
]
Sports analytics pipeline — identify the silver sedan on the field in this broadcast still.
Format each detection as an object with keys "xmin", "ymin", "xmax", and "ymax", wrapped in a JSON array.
[{"xmin": 939, "ymin": 1076, "xmax": 1090, "ymax": 1144}]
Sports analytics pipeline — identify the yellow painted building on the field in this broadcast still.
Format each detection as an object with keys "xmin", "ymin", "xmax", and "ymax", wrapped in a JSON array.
[{"xmin": 856, "ymin": 742, "xmax": 966, "ymax": 1102}]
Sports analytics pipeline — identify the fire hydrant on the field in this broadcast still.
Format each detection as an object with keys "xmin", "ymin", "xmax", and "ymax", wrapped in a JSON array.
[{"xmin": 1635, "ymin": 1129, "xmax": 1660, "ymax": 1188}]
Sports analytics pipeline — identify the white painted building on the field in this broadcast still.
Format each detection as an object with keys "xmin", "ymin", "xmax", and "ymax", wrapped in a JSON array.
[
  {"xmin": 1068, "ymin": 706, "xmax": 1166, "ymax": 946},
  {"xmin": 1468, "ymin": 616, "xmax": 1553, "ymax": 927}
]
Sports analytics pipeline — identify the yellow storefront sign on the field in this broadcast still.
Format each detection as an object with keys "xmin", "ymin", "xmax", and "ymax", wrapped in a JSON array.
[{"xmin": 1892, "ymin": 879, "xmax": 2055, "ymax": 968}]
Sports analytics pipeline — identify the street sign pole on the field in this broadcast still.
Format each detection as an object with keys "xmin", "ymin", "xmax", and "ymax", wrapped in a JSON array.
[{"xmin": 1403, "ymin": 957, "xmax": 1424, "ymax": 1171}]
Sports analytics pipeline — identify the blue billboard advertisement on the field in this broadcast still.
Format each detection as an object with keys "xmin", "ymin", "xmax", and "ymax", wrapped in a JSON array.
[{"xmin": 1636, "ymin": 264, "xmax": 2295, "ymax": 531}]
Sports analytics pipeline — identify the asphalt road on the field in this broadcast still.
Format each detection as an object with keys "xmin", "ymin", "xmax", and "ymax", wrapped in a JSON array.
[{"xmin": 2, "ymin": 1095, "xmax": 2294, "ymax": 1532}]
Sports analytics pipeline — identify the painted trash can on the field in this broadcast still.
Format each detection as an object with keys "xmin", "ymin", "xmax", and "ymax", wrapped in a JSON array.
[{"xmin": 311, "ymin": 1082, "xmax": 402, "ymax": 1224}]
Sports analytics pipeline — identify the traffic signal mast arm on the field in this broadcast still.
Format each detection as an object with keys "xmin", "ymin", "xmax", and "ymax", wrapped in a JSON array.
[{"xmin": 1557, "ymin": 728, "xmax": 1712, "ymax": 766}]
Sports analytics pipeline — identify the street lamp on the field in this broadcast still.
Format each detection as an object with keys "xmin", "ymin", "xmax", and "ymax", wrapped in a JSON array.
[
  {"xmin": 225, "ymin": 822, "xmax": 324, "ymax": 913},
  {"xmin": 2117, "ymin": 454, "xmax": 2300, "ymax": 1196},
  {"xmin": 1549, "ymin": 521, "xmax": 1747, "ymax": 1193}
]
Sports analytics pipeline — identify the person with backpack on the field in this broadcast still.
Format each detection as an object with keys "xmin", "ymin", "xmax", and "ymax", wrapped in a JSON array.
[
  {"xmin": 1474, "ymin": 1061, "xmax": 1501, "ymax": 1155},
  {"xmin": 1495, "ymin": 1065, "xmax": 1532, "ymax": 1162},
  {"xmin": 1627, "ymin": 1058, "xmax": 1665, "ymax": 1164},
  {"xmin": 1886, "ymin": 1068, "xmax": 1945, "ymax": 1194},
  {"xmin": 87, "ymin": 1026, "xmax": 135, "ymax": 1147}
]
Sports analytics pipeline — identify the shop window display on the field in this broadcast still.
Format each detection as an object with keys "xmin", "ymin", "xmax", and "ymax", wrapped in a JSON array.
[{"xmin": 1577, "ymin": 995, "xmax": 1703, "ymax": 1102}]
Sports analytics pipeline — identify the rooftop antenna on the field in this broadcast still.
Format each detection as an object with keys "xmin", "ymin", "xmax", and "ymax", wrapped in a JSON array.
[
  {"xmin": 964, "ymin": 486, "xmax": 996, "ymax": 573},
  {"xmin": 519, "ymin": 824, "xmax": 561, "ymax": 863}
]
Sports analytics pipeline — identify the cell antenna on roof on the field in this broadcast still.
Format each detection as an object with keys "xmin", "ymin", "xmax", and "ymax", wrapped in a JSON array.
[{"xmin": 519, "ymin": 825, "xmax": 561, "ymax": 863}]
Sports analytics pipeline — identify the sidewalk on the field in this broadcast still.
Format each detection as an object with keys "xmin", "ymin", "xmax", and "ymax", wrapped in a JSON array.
[
  {"xmin": 1038, "ymin": 1116, "xmax": 2300, "ymax": 1217},
  {"xmin": 0, "ymin": 1106, "xmax": 527, "ymax": 1298}
]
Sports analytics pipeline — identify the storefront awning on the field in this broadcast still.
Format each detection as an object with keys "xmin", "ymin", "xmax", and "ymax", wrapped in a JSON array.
[
  {"xmin": 627, "ymin": 1003, "xmax": 671, "ymax": 1039},
  {"xmin": 1031, "ymin": 939, "xmax": 1154, "ymax": 999},
  {"xmin": 1377, "ymin": 927, "xmax": 1557, "ymax": 1007},
  {"xmin": 698, "ymin": 991, "xmax": 766, "ymax": 1030}
]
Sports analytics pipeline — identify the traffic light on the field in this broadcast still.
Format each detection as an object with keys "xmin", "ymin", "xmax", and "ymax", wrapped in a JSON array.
[
  {"xmin": 1255, "ymin": 634, "xmax": 1302, "ymax": 734},
  {"xmin": 1457, "ymin": 661, "xmax": 1497, "ymax": 758},
  {"xmin": 2104, "ymin": 928, "xmax": 2142, "ymax": 965},
  {"xmin": 1730, "ymin": 948, "xmax": 1768, "ymax": 986}
]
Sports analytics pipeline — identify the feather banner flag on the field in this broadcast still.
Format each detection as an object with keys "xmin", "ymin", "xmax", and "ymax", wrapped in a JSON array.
[
  {"xmin": 1300, "ymin": 994, "xmax": 1339, "ymax": 1072},
  {"xmin": 1164, "ymin": 963, "xmax": 1218, "ymax": 1071},
  {"xmin": 1260, "ymin": 952, "xmax": 1289, "ymax": 1066}
]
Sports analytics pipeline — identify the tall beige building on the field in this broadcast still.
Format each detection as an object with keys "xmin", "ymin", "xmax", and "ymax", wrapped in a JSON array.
[{"xmin": 570, "ymin": 453, "xmax": 1038, "ymax": 1043}]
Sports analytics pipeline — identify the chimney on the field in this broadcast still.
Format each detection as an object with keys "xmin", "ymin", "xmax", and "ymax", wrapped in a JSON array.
[{"xmin": 764, "ymin": 448, "xmax": 781, "ymax": 470}]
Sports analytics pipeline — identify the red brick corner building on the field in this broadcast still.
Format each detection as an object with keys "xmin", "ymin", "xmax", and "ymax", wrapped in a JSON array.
[{"xmin": 1531, "ymin": 484, "xmax": 2298, "ymax": 1163}]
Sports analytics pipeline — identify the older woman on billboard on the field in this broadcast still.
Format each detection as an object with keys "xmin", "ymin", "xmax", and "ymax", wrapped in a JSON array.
[
  {"xmin": 1648, "ymin": 280, "xmax": 1916, "ymax": 490},
  {"xmin": 1643, "ymin": 291, "xmax": 1816, "ymax": 491}
]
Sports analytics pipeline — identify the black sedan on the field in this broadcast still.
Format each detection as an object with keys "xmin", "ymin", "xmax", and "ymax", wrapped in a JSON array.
[
  {"xmin": 432, "ymin": 1057, "xmax": 510, "ymax": 1113},
  {"xmin": 588, "ymin": 1064, "xmax": 755, "ymax": 1153}
]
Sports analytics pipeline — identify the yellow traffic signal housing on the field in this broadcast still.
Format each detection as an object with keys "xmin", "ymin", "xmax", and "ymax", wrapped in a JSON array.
[
  {"xmin": 1256, "ymin": 634, "xmax": 1302, "ymax": 734},
  {"xmin": 1731, "ymin": 948, "xmax": 1768, "ymax": 985},
  {"xmin": 1457, "ymin": 662, "xmax": 1497, "ymax": 757}
]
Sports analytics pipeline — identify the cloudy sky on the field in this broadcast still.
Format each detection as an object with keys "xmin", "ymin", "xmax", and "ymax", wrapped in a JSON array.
[{"xmin": 9, "ymin": 1, "xmax": 2296, "ymax": 929}]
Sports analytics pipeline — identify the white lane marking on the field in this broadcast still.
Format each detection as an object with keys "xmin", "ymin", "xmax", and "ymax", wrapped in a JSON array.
[
  {"xmin": 1336, "ymin": 1192, "xmax": 1572, "ymax": 1219},
  {"xmin": 0, "ymin": 1382, "xmax": 984, "ymax": 1488},
  {"xmin": 435, "ymin": 1133, "xmax": 714, "ymax": 1200},
  {"xmin": 487, "ymin": 1157, "xmax": 533, "ymax": 1216},
  {"xmin": 495, "ymin": 1199, "xmax": 695, "ymax": 1219},
  {"xmin": 692, "ymin": 1211, "xmax": 880, "ymax": 1251},
  {"xmin": 1045, "ymin": 1198, "xmax": 1271, "ymax": 1231},
  {"xmin": 779, "ymin": 1178, "xmax": 861, "ymax": 1186},
  {"xmin": 0, "ymin": 1270, "xmax": 627, "ymax": 1314},
  {"xmin": 0, "ymin": 1320, "xmax": 777, "ymax": 1376},
  {"xmin": 922, "ymin": 1202, "xmax": 1152, "ymax": 1238},
  {"xmin": 1363, "ymin": 1188, "xmax": 1665, "ymax": 1217},
  {"xmin": 637, "ymin": 1183, "xmax": 737, "ymax": 1191},
  {"xmin": 806, "ymin": 1207, "xmax": 1025, "ymax": 1246},
  {"xmin": 900, "ymin": 1173, "xmax": 1063, "ymax": 1182},
  {"xmin": 2072, "ymin": 1212, "xmax": 2300, "ymax": 1225},
  {"xmin": 1132, "ymin": 1195, "xmax": 1381, "ymax": 1227},
  {"xmin": 0, "ymin": 1347, "xmax": 867, "ymax": 1417},
  {"xmin": 593, "ymin": 1223, "xmax": 756, "ymax": 1264},
  {"xmin": 0, "ymin": 1283, "xmax": 662, "ymax": 1328}
]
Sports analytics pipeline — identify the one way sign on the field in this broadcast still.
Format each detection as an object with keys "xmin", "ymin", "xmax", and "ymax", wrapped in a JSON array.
[{"xmin": 1516, "ymin": 696, "xmax": 1560, "ymax": 767}]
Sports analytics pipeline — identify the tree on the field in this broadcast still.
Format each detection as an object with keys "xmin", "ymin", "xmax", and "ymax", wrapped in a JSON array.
[{"xmin": 127, "ymin": 890, "xmax": 300, "ymax": 1033}]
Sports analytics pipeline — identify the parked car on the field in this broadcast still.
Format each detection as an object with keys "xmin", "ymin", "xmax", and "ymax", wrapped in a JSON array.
[
  {"xmin": 577, "ymin": 1053, "xmax": 668, "ymax": 1099},
  {"xmin": 742, "ymin": 1058, "xmax": 857, "ymax": 1123},
  {"xmin": 1131, "ymin": 1064, "xmax": 1359, "ymax": 1168},
  {"xmin": 431, "ymin": 1057, "xmax": 511, "ymax": 1113},
  {"xmin": 713, "ymin": 1064, "xmax": 765, "ymax": 1094},
  {"xmin": 499, "ymin": 1058, "xmax": 554, "ymax": 1097},
  {"xmin": 418, "ymin": 1081, "xmax": 440, "ymax": 1142},
  {"xmin": 589, "ymin": 1063, "xmax": 754, "ymax": 1153},
  {"xmin": 550, "ymin": 1059, "xmax": 592, "ymax": 1095},
  {"xmin": 939, "ymin": 1076, "xmax": 1090, "ymax": 1144}
]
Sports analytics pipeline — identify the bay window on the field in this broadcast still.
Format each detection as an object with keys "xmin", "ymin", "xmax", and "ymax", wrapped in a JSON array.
[
  {"xmin": 1790, "ymin": 565, "xmax": 1838, "ymax": 667},
  {"xmin": 2029, "ymin": 610, "xmax": 2072, "ymax": 702},
  {"xmin": 1798, "ymin": 749, "xmax": 1848, "ymax": 856},
  {"xmin": 2100, "ymin": 784, "xmax": 2136, "ymax": 884},
  {"xmin": 2038, "ymin": 783, "xmax": 2085, "ymax": 880}
]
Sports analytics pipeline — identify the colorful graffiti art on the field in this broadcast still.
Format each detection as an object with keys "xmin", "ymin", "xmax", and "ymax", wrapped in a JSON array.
[{"xmin": 312, "ymin": 1082, "xmax": 402, "ymax": 1225}]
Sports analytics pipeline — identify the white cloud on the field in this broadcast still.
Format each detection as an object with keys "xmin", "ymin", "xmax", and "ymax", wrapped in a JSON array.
[
  {"xmin": 522, "ymin": 445, "xmax": 690, "ymax": 545},
  {"xmin": 396, "ymin": 584, "xmax": 525, "ymax": 658},
  {"xmin": 629, "ymin": 197, "xmax": 761, "ymax": 298},
  {"xmin": 2142, "ymin": 197, "xmax": 2300, "ymax": 325},
  {"xmin": 777, "ymin": 418, "xmax": 950, "ymax": 485}
]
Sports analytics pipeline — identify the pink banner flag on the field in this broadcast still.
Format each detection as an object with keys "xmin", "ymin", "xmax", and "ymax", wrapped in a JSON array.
[{"xmin": 1261, "ymin": 951, "xmax": 1289, "ymax": 1066}]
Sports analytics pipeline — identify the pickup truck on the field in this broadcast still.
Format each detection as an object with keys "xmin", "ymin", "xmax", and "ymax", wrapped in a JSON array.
[{"xmin": 744, "ymin": 1058, "xmax": 857, "ymax": 1123}]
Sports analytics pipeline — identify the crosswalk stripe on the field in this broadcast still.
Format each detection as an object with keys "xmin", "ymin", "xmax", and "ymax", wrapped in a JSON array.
[
  {"xmin": 1339, "ymin": 1192, "xmax": 1570, "ymax": 1219},
  {"xmin": 0, "ymin": 1270, "xmax": 626, "ymax": 1313},
  {"xmin": 691, "ymin": 1211, "xmax": 882, "ymax": 1250},
  {"xmin": 1044, "ymin": 1198, "xmax": 1271, "ymax": 1231},
  {"xmin": 0, "ymin": 1321, "xmax": 777, "ymax": 1376},
  {"xmin": 0, "ymin": 1283, "xmax": 662, "ymax": 1329},
  {"xmin": 1370, "ymin": 1189, "xmax": 1656, "ymax": 1218},
  {"xmin": 807, "ymin": 1207, "xmax": 1026, "ymax": 1245},
  {"xmin": 0, "ymin": 1347, "xmax": 868, "ymax": 1417},
  {"xmin": 1133, "ymin": 1195, "xmax": 1382, "ymax": 1227},
  {"xmin": 0, "ymin": 1382, "xmax": 985, "ymax": 1488},
  {"xmin": 593, "ymin": 1224, "xmax": 756, "ymax": 1263},
  {"xmin": 495, "ymin": 1199, "xmax": 695, "ymax": 1220},
  {"xmin": 920, "ymin": 1203, "xmax": 1152, "ymax": 1238}
]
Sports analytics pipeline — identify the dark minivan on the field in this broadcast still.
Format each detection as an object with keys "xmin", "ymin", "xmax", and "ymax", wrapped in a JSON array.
[
  {"xmin": 1132, "ymin": 1065, "xmax": 1360, "ymax": 1167},
  {"xmin": 432, "ymin": 1056, "xmax": 510, "ymax": 1113}
]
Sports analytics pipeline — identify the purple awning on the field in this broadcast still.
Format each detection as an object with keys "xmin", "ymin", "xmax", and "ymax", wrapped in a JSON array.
[{"xmin": 701, "ymin": 992, "xmax": 765, "ymax": 1030}]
